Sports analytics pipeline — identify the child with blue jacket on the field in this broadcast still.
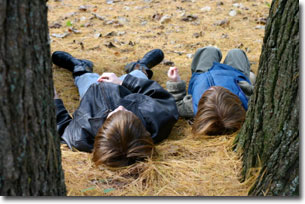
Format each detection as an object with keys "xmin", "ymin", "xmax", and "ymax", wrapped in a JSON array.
[{"xmin": 166, "ymin": 46, "xmax": 256, "ymax": 135}]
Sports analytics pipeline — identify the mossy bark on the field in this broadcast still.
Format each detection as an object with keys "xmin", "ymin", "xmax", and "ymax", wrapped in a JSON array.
[
  {"xmin": 0, "ymin": 0, "xmax": 66, "ymax": 195},
  {"xmin": 235, "ymin": 0, "xmax": 299, "ymax": 196}
]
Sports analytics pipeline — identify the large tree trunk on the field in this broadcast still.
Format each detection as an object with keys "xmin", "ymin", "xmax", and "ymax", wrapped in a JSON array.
[
  {"xmin": 235, "ymin": 0, "xmax": 299, "ymax": 196},
  {"xmin": 0, "ymin": 1, "xmax": 66, "ymax": 195}
]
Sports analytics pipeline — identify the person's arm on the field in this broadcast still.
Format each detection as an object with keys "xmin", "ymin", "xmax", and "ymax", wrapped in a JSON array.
[
  {"xmin": 166, "ymin": 67, "xmax": 194, "ymax": 118},
  {"xmin": 238, "ymin": 72, "xmax": 256, "ymax": 98},
  {"xmin": 54, "ymin": 88, "xmax": 72, "ymax": 136}
]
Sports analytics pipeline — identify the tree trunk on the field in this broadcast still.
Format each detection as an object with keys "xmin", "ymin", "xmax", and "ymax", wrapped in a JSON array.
[
  {"xmin": 0, "ymin": 0, "xmax": 66, "ymax": 195},
  {"xmin": 235, "ymin": 0, "xmax": 299, "ymax": 196}
]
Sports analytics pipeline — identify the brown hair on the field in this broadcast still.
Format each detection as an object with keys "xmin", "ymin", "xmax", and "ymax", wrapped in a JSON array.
[
  {"xmin": 92, "ymin": 110, "xmax": 154, "ymax": 167},
  {"xmin": 192, "ymin": 86, "xmax": 246, "ymax": 136}
]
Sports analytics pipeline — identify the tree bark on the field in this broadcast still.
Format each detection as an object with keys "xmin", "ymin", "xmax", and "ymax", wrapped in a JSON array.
[
  {"xmin": 235, "ymin": 0, "xmax": 299, "ymax": 196},
  {"xmin": 0, "ymin": 0, "xmax": 66, "ymax": 195}
]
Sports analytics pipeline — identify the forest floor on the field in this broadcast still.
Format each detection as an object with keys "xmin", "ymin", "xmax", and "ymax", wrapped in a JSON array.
[{"xmin": 48, "ymin": 0, "xmax": 271, "ymax": 196}]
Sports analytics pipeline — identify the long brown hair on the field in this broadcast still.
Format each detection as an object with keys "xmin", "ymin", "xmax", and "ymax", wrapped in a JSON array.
[
  {"xmin": 192, "ymin": 86, "xmax": 246, "ymax": 136},
  {"xmin": 92, "ymin": 110, "xmax": 154, "ymax": 167}
]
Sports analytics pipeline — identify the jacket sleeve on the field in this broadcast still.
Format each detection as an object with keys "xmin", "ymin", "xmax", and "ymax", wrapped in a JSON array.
[
  {"xmin": 54, "ymin": 99, "xmax": 72, "ymax": 137},
  {"xmin": 166, "ymin": 80, "xmax": 194, "ymax": 118},
  {"xmin": 238, "ymin": 81, "xmax": 254, "ymax": 99},
  {"xmin": 122, "ymin": 74, "xmax": 173, "ymax": 100}
]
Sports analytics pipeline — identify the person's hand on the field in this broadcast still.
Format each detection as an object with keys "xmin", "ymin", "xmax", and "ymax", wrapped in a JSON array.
[
  {"xmin": 167, "ymin": 67, "xmax": 181, "ymax": 82},
  {"xmin": 97, "ymin": 72, "xmax": 122, "ymax": 85}
]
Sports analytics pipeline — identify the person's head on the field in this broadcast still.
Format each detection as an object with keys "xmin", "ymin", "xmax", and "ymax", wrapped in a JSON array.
[
  {"xmin": 92, "ymin": 106, "xmax": 154, "ymax": 167},
  {"xmin": 192, "ymin": 86, "xmax": 246, "ymax": 136}
]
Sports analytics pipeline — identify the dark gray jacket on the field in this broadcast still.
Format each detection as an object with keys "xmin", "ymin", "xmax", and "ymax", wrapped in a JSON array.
[{"xmin": 55, "ymin": 74, "xmax": 179, "ymax": 152}]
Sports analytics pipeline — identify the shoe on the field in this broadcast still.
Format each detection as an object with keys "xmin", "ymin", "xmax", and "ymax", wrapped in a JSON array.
[
  {"xmin": 125, "ymin": 49, "xmax": 164, "ymax": 79},
  {"xmin": 52, "ymin": 51, "xmax": 93, "ymax": 78}
]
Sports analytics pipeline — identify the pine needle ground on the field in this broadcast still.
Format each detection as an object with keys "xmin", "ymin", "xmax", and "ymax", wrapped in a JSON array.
[{"xmin": 48, "ymin": 0, "xmax": 270, "ymax": 196}]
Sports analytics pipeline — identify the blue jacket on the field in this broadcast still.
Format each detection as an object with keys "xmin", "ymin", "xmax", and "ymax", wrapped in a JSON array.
[{"xmin": 188, "ymin": 62, "xmax": 251, "ymax": 114}]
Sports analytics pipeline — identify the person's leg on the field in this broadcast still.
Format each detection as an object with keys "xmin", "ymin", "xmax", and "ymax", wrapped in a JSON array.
[
  {"xmin": 223, "ymin": 49, "xmax": 250, "ymax": 78},
  {"xmin": 119, "ymin": 70, "xmax": 148, "ymax": 81},
  {"xmin": 74, "ymin": 73, "xmax": 100, "ymax": 99},
  {"xmin": 191, "ymin": 46, "xmax": 222, "ymax": 73}
]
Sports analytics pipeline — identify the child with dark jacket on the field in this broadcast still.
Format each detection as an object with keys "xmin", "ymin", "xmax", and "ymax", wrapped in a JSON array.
[{"xmin": 53, "ymin": 49, "xmax": 179, "ymax": 167}]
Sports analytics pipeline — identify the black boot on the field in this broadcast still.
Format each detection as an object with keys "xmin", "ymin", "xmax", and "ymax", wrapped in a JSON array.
[
  {"xmin": 52, "ymin": 51, "xmax": 93, "ymax": 78},
  {"xmin": 125, "ymin": 49, "xmax": 164, "ymax": 79}
]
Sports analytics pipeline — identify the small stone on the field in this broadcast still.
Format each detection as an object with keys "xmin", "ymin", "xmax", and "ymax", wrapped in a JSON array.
[
  {"xmin": 233, "ymin": 3, "xmax": 243, "ymax": 8},
  {"xmin": 141, "ymin": 20, "xmax": 147, "ymax": 26},
  {"xmin": 229, "ymin": 10, "xmax": 237, "ymax": 16},
  {"xmin": 186, "ymin": 53, "xmax": 194, "ymax": 59},
  {"xmin": 221, "ymin": 33, "xmax": 228, "ymax": 38},
  {"xmin": 106, "ymin": 0, "xmax": 114, "ymax": 4},
  {"xmin": 255, "ymin": 25, "xmax": 265, "ymax": 30},
  {"xmin": 200, "ymin": 6, "xmax": 211, "ymax": 12}
]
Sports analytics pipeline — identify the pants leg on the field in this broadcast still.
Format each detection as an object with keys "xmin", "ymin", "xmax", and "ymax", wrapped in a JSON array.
[
  {"xmin": 191, "ymin": 46, "xmax": 222, "ymax": 73},
  {"xmin": 119, "ymin": 70, "xmax": 148, "ymax": 81},
  {"xmin": 74, "ymin": 73, "xmax": 100, "ymax": 99},
  {"xmin": 223, "ymin": 49, "xmax": 250, "ymax": 78},
  {"xmin": 75, "ymin": 70, "xmax": 148, "ymax": 99}
]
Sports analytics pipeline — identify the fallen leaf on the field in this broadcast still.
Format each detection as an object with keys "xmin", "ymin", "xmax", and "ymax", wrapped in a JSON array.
[
  {"xmin": 213, "ymin": 19, "xmax": 230, "ymax": 27},
  {"xmin": 68, "ymin": 27, "xmax": 81, "ymax": 34},
  {"xmin": 105, "ymin": 31, "xmax": 117, "ymax": 38},
  {"xmin": 51, "ymin": 32, "xmax": 70, "ymax": 38},
  {"xmin": 128, "ymin": 41, "xmax": 135, "ymax": 46},
  {"xmin": 160, "ymin": 15, "xmax": 171, "ymax": 24},
  {"xmin": 152, "ymin": 13, "xmax": 163, "ymax": 21},
  {"xmin": 181, "ymin": 14, "xmax": 198, "ymax": 22},
  {"xmin": 91, "ymin": 13, "xmax": 106, "ymax": 21},
  {"xmin": 105, "ymin": 42, "xmax": 116, "ymax": 48},
  {"xmin": 163, "ymin": 60, "xmax": 175, "ymax": 66},
  {"xmin": 66, "ymin": 20, "xmax": 73, "ymax": 27},
  {"xmin": 94, "ymin": 33, "xmax": 101, "ymax": 39},
  {"xmin": 49, "ymin": 22, "xmax": 62, "ymax": 29},
  {"xmin": 79, "ymin": 5, "xmax": 88, "ymax": 11}
]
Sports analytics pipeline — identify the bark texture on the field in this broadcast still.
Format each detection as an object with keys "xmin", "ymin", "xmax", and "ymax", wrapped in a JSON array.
[
  {"xmin": 235, "ymin": 0, "xmax": 299, "ymax": 196},
  {"xmin": 0, "ymin": 0, "xmax": 66, "ymax": 195}
]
